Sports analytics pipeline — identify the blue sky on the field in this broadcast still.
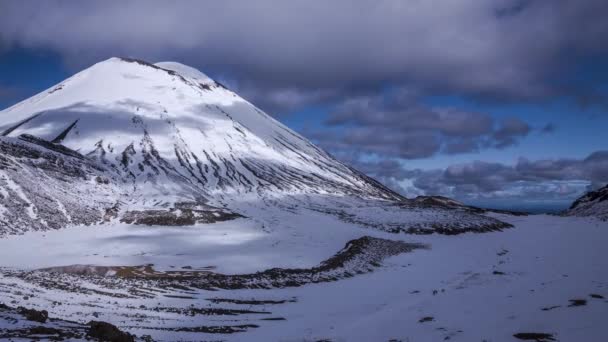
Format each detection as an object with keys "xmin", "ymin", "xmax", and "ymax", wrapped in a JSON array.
[
  {"xmin": 1, "ymin": 1, "xmax": 607, "ymax": 212},
  {"xmin": 0, "ymin": 48, "xmax": 65, "ymax": 102}
]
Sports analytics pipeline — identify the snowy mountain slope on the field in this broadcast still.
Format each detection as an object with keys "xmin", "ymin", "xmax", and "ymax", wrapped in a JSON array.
[
  {"xmin": 0, "ymin": 133, "xmax": 241, "ymax": 235},
  {"xmin": 0, "ymin": 57, "xmax": 408, "ymax": 234},
  {"xmin": 565, "ymin": 184, "xmax": 608, "ymax": 220},
  {"xmin": 0, "ymin": 57, "xmax": 512, "ymax": 235},
  {"xmin": 1, "ymin": 57, "xmax": 400, "ymax": 202},
  {"xmin": 0, "ymin": 134, "xmax": 122, "ymax": 234}
]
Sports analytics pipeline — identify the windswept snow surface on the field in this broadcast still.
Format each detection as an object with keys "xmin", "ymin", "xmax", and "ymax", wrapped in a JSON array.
[{"xmin": 0, "ymin": 213, "xmax": 607, "ymax": 341}]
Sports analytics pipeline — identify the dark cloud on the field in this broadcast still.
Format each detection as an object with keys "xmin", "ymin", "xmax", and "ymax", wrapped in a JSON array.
[
  {"xmin": 1, "ymin": 0, "xmax": 608, "ymax": 111},
  {"xmin": 492, "ymin": 117, "xmax": 531, "ymax": 149},
  {"xmin": 356, "ymin": 151, "xmax": 608, "ymax": 201},
  {"xmin": 541, "ymin": 123, "xmax": 556, "ymax": 134},
  {"xmin": 310, "ymin": 89, "xmax": 532, "ymax": 159},
  {"xmin": 355, "ymin": 159, "xmax": 416, "ymax": 180},
  {"xmin": 233, "ymin": 84, "xmax": 346, "ymax": 116}
]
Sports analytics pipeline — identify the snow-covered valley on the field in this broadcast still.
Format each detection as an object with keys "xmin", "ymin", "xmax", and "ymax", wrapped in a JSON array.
[
  {"xmin": 1, "ymin": 211, "xmax": 606, "ymax": 341},
  {"xmin": 0, "ymin": 58, "xmax": 606, "ymax": 341}
]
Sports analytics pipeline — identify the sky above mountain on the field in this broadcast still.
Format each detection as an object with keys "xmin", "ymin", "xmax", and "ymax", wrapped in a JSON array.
[{"xmin": 1, "ymin": 0, "xmax": 607, "ymax": 212}]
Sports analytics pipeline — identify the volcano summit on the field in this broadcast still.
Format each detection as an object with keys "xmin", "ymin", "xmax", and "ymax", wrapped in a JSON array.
[{"xmin": 0, "ymin": 57, "xmax": 505, "ymax": 234}]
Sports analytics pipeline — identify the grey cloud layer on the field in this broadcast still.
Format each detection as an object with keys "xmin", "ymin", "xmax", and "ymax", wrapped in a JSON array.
[
  {"xmin": 311, "ymin": 89, "xmax": 533, "ymax": 159},
  {"xmin": 357, "ymin": 151, "xmax": 608, "ymax": 201},
  {"xmin": 1, "ymin": 0, "xmax": 607, "ymax": 104}
]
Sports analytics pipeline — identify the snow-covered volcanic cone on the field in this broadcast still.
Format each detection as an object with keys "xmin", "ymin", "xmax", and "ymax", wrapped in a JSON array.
[{"xmin": 0, "ymin": 57, "xmax": 506, "ymax": 235}]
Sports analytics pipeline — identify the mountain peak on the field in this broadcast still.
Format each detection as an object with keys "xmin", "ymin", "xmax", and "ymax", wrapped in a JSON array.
[
  {"xmin": 0, "ymin": 57, "xmax": 405, "ymax": 233},
  {"xmin": 154, "ymin": 61, "xmax": 214, "ymax": 84},
  {"xmin": 0, "ymin": 57, "xmax": 516, "ymax": 238},
  {"xmin": 87, "ymin": 57, "xmax": 215, "ymax": 86}
]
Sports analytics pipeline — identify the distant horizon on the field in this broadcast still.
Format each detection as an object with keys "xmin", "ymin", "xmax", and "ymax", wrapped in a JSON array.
[{"xmin": 464, "ymin": 200, "xmax": 570, "ymax": 214}]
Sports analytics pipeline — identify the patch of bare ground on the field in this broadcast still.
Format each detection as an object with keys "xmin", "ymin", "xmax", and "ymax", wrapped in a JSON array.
[
  {"xmin": 38, "ymin": 264, "xmax": 214, "ymax": 278},
  {"xmin": 151, "ymin": 306, "xmax": 271, "ymax": 316},
  {"xmin": 120, "ymin": 206, "xmax": 243, "ymax": 226},
  {"xmin": 174, "ymin": 324, "xmax": 259, "ymax": 334},
  {"xmin": 119, "ymin": 324, "xmax": 260, "ymax": 335},
  {"xmin": 310, "ymin": 203, "xmax": 513, "ymax": 235},
  {"xmin": 206, "ymin": 297, "xmax": 297, "ymax": 305},
  {"xmin": 402, "ymin": 220, "xmax": 512, "ymax": 235}
]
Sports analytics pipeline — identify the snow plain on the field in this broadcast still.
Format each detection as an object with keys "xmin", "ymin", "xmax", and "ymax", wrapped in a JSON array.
[{"xmin": 1, "ymin": 211, "xmax": 607, "ymax": 341}]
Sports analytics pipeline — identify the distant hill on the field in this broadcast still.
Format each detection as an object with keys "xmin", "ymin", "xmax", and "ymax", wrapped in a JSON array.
[
  {"xmin": 413, "ymin": 195, "xmax": 529, "ymax": 216},
  {"xmin": 564, "ymin": 184, "xmax": 608, "ymax": 220}
]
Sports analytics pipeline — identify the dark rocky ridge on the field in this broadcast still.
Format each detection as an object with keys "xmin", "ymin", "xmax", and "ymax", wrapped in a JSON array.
[
  {"xmin": 564, "ymin": 184, "xmax": 608, "ymax": 220},
  {"xmin": 413, "ymin": 195, "xmax": 529, "ymax": 216}
]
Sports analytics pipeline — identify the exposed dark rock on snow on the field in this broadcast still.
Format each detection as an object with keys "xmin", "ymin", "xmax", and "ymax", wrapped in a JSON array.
[
  {"xmin": 173, "ymin": 324, "xmax": 258, "ymax": 334},
  {"xmin": 308, "ymin": 200, "xmax": 513, "ymax": 235},
  {"xmin": 206, "ymin": 298, "xmax": 297, "ymax": 305},
  {"xmin": 568, "ymin": 299, "xmax": 587, "ymax": 307},
  {"xmin": 0, "ymin": 303, "xmax": 142, "ymax": 341},
  {"xmin": 565, "ymin": 184, "xmax": 608, "ymax": 220},
  {"xmin": 88, "ymin": 320, "xmax": 135, "ymax": 342},
  {"xmin": 418, "ymin": 316, "xmax": 434, "ymax": 323},
  {"xmin": 513, "ymin": 332, "xmax": 556, "ymax": 341},
  {"xmin": 413, "ymin": 195, "xmax": 465, "ymax": 208},
  {"xmin": 0, "ymin": 300, "xmax": 291, "ymax": 339},
  {"xmin": 120, "ymin": 205, "xmax": 243, "ymax": 226},
  {"xmin": 18, "ymin": 306, "xmax": 48, "ymax": 323},
  {"xmin": 19, "ymin": 236, "xmax": 426, "ymax": 291},
  {"xmin": 0, "ymin": 135, "xmax": 115, "ymax": 235},
  {"xmin": 413, "ymin": 195, "xmax": 529, "ymax": 216}
]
